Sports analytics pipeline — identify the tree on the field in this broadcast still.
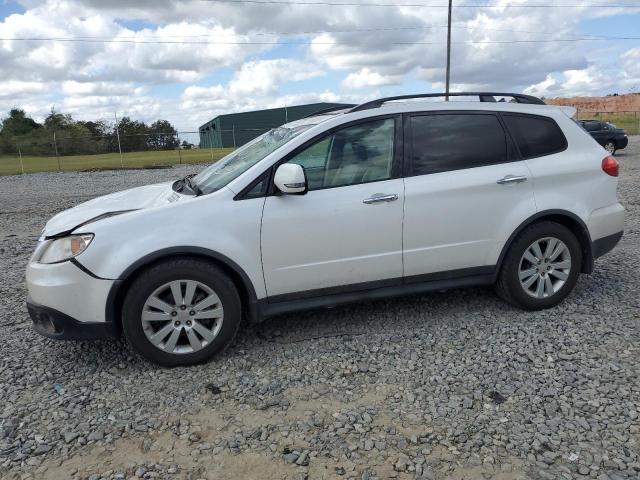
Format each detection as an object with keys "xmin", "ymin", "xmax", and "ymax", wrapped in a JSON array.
[
  {"xmin": 0, "ymin": 109, "xmax": 42, "ymax": 153},
  {"xmin": 148, "ymin": 120, "xmax": 179, "ymax": 150},
  {"xmin": 1, "ymin": 109, "xmax": 40, "ymax": 136},
  {"xmin": 0, "ymin": 108, "xmax": 181, "ymax": 156},
  {"xmin": 116, "ymin": 117, "xmax": 149, "ymax": 152},
  {"xmin": 44, "ymin": 108, "xmax": 73, "ymax": 131}
]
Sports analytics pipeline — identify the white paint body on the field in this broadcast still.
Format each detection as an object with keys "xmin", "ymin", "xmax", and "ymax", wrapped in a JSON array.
[{"xmin": 26, "ymin": 101, "xmax": 625, "ymax": 324}]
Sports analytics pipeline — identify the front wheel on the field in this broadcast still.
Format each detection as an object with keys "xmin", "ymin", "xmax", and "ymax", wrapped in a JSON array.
[
  {"xmin": 495, "ymin": 222, "xmax": 582, "ymax": 310},
  {"xmin": 122, "ymin": 258, "xmax": 242, "ymax": 366}
]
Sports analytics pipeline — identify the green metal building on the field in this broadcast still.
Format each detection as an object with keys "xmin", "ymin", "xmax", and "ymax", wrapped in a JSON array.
[{"xmin": 198, "ymin": 103, "xmax": 352, "ymax": 149}]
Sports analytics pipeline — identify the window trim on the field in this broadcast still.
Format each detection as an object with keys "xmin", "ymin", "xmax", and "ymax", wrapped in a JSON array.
[
  {"xmin": 403, "ymin": 110, "xmax": 514, "ymax": 178},
  {"xmin": 268, "ymin": 113, "xmax": 404, "ymax": 195},
  {"xmin": 499, "ymin": 112, "xmax": 568, "ymax": 161},
  {"xmin": 234, "ymin": 113, "xmax": 403, "ymax": 200},
  {"xmin": 234, "ymin": 170, "xmax": 270, "ymax": 200}
]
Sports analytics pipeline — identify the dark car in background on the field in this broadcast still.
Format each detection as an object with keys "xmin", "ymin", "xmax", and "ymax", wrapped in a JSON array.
[{"xmin": 577, "ymin": 119, "xmax": 629, "ymax": 154}]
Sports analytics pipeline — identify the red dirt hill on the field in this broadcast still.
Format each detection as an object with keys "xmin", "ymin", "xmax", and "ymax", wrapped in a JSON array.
[{"xmin": 546, "ymin": 94, "xmax": 640, "ymax": 115}]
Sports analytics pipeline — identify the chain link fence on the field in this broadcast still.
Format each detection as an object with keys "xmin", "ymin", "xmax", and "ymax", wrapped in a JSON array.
[
  {"xmin": 576, "ymin": 111, "xmax": 640, "ymax": 135},
  {"xmin": 0, "ymin": 131, "xmax": 239, "ymax": 176}
]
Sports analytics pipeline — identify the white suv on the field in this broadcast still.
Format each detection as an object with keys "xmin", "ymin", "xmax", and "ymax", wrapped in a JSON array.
[{"xmin": 26, "ymin": 93, "xmax": 625, "ymax": 366}]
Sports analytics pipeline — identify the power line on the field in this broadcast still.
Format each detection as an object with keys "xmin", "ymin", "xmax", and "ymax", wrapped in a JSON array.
[
  {"xmin": 2, "ymin": 36, "xmax": 639, "ymax": 44},
  {"xmin": 1, "ymin": 24, "xmax": 614, "ymax": 41},
  {"xmin": 201, "ymin": 0, "xmax": 640, "ymax": 7}
]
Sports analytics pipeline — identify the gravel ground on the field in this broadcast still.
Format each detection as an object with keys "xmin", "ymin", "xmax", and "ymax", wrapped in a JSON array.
[{"xmin": 1, "ymin": 139, "xmax": 639, "ymax": 480}]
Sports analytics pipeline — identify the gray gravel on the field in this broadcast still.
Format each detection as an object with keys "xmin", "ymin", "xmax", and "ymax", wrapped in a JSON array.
[{"xmin": 1, "ymin": 139, "xmax": 639, "ymax": 480}]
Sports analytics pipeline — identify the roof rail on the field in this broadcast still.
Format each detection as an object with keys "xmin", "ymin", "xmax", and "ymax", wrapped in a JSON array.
[
  {"xmin": 304, "ymin": 104, "xmax": 356, "ymax": 118},
  {"xmin": 349, "ymin": 92, "xmax": 545, "ymax": 113}
]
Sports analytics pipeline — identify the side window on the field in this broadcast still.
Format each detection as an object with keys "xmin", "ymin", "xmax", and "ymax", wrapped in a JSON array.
[
  {"xmin": 582, "ymin": 121, "xmax": 599, "ymax": 132},
  {"xmin": 243, "ymin": 175, "xmax": 269, "ymax": 199},
  {"xmin": 503, "ymin": 114, "xmax": 567, "ymax": 159},
  {"xmin": 288, "ymin": 118, "xmax": 395, "ymax": 191},
  {"xmin": 409, "ymin": 113, "xmax": 507, "ymax": 176}
]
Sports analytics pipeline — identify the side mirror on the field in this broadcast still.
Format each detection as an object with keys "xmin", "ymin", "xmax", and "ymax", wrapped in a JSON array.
[{"xmin": 274, "ymin": 163, "xmax": 307, "ymax": 195}]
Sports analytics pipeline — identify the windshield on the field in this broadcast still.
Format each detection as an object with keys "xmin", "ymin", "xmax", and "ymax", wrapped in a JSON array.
[{"xmin": 193, "ymin": 124, "xmax": 313, "ymax": 194}]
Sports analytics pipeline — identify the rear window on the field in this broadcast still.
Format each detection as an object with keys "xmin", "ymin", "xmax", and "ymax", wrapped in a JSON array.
[
  {"xmin": 408, "ymin": 113, "xmax": 508, "ymax": 175},
  {"xmin": 503, "ymin": 114, "xmax": 567, "ymax": 159}
]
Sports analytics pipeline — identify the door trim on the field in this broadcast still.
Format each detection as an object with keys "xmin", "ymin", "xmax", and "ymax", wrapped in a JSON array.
[
  {"xmin": 259, "ymin": 265, "xmax": 495, "ymax": 318},
  {"xmin": 266, "ymin": 265, "xmax": 494, "ymax": 304}
]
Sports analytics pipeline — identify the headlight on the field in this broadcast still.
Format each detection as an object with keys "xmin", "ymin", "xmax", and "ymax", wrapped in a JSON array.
[{"xmin": 38, "ymin": 234, "xmax": 94, "ymax": 264}]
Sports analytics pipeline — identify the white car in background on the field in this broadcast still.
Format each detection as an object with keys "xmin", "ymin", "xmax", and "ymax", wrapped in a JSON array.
[{"xmin": 26, "ymin": 92, "xmax": 624, "ymax": 366}]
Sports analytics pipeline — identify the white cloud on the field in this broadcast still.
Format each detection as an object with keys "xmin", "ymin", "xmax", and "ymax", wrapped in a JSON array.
[
  {"xmin": 61, "ymin": 81, "xmax": 146, "ymax": 96},
  {"xmin": 228, "ymin": 59, "xmax": 324, "ymax": 97},
  {"xmin": 179, "ymin": 60, "xmax": 332, "ymax": 126},
  {"xmin": 342, "ymin": 68, "xmax": 401, "ymax": 90},
  {"xmin": 0, "ymin": 80, "xmax": 49, "ymax": 99}
]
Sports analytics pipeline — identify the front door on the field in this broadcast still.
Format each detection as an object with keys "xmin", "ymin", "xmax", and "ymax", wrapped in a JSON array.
[{"xmin": 261, "ymin": 116, "xmax": 404, "ymax": 299}]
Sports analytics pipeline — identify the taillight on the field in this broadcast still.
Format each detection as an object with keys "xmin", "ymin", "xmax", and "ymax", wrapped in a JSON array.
[{"xmin": 602, "ymin": 155, "xmax": 619, "ymax": 177}]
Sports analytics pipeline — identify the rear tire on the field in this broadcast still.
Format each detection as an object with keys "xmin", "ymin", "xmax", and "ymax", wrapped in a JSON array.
[
  {"xmin": 604, "ymin": 140, "xmax": 616, "ymax": 155},
  {"xmin": 122, "ymin": 258, "xmax": 242, "ymax": 367},
  {"xmin": 495, "ymin": 222, "xmax": 582, "ymax": 310}
]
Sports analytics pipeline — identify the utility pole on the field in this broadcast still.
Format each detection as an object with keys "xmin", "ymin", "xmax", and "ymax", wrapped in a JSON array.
[
  {"xmin": 208, "ymin": 128, "xmax": 214, "ymax": 161},
  {"xmin": 17, "ymin": 144, "xmax": 24, "ymax": 174},
  {"xmin": 445, "ymin": 0, "xmax": 453, "ymax": 101},
  {"xmin": 53, "ymin": 131, "xmax": 61, "ymax": 171},
  {"xmin": 114, "ymin": 112, "xmax": 124, "ymax": 167},
  {"xmin": 176, "ymin": 132, "xmax": 182, "ymax": 165}
]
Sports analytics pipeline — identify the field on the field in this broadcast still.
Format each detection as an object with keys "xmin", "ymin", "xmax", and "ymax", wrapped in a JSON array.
[{"xmin": 0, "ymin": 147, "xmax": 234, "ymax": 176}]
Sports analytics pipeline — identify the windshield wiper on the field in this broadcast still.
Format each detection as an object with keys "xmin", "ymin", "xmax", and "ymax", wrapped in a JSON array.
[
  {"xmin": 172, "ymin": 174, "xmax": 203, "ymax": 196},
  {"xmin": 185, "ymin": 175, "xmax": 203, "ymax": 196}
]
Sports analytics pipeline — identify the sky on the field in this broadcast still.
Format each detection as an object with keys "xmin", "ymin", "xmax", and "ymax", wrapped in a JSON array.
[{"xmin": 0, "ymin": 0, "xmax": 639, "ymax": 133}]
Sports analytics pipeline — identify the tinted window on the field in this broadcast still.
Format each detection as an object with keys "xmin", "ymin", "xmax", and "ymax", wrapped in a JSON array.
[
  {"xmin": 409, "ymin": 113, "xmax": 507, "ymax": 175},
  {"xmin": 582, "ymin": 121, "xmax": 604, "ymax": 132},
  {"xmin": 288, "ymin": 118, "xmax": 395, "ymax": 190},
  {"xmin": 503, "ymin": 114, "xmax": 567, "ymax": 159}
]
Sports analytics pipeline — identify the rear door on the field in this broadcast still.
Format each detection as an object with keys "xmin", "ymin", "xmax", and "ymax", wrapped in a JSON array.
[{"xmin": 402, "ymin": 111, "xmax": 537, "ymax": 279}]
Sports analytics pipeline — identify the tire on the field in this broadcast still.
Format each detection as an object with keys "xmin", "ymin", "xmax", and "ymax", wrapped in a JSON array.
[
  {"xmin": 122, "ymin": 257, "xmax": 242, "ymax": 367},
  {"xmin": 604, "ymin": 140, "xmax": 617, "ymax": 155},
  {"xmin": 495, "ymin": 221, "xmax": 582, "ymax": 310}
]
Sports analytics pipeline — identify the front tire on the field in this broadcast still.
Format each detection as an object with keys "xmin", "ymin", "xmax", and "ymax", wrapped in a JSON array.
[
  {"xmin": 122, "ymin": 258, "xmax": 242, "ymax": 367},
  {"xmin": 496, "ymin": 222, "xmax": 582, "ymax": 310}
]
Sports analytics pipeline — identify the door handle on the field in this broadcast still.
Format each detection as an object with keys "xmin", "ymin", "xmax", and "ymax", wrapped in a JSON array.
[
  {"xmin": 363, "ymin": 193, "xmax": 399, "ymax": 204},
  {"xmin": 497, "ymin": 175, "xmax": 528, "ymax": 185}
]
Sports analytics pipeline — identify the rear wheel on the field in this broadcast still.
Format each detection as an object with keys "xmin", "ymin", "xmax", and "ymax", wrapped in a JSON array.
[
  {"xmin": 496, "ymin": 222, "xmax": 582, "ymax": 310},
  {"xmin": 604, "ymin": 140, "xmax": 616, "ymax": 154},
  {"xmin": 122, "ymin": 258, "xmax": 241, "ymax": 366}
]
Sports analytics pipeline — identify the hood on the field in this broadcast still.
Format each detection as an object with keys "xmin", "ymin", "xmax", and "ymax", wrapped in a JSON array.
[{"xmin": 43, "ymin": 181, "xmax": 188, "ymax": 237}]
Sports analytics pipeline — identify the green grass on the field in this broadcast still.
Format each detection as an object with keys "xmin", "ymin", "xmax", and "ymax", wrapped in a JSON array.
[
  {"xmin": 0, "ymin": 148, "xmax": 235, "ymax": 176},
  {"xmin": 578, "ymin": 112, "xmax": 640, "ymax": 135}
]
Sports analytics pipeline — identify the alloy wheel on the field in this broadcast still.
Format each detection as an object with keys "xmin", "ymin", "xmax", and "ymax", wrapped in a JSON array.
[
  {"xmin": 518, "ymin": 237, "xmax": 571, "ymax": 299},
  {"xmin": 141, "ymin": 280, "xmax": 224, "ymax": 354},
  {"xmin": 604, "ymin": 141, "xmax": 616, "ymax": 154}
]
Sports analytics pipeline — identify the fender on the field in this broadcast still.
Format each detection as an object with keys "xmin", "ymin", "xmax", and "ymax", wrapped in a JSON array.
[
  {"xmin": 103, "ymin": 246, "xmax": 260, "ymax": 331},
  {"xmin": 494, "ymin": 209, "xmax": 594, "ymax": 279}
]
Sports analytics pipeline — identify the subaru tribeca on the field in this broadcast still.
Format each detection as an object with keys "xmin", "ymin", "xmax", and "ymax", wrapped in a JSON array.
[{"xmin": 26, "ymin": 93, "xmax": 624, "ymax": 366}]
